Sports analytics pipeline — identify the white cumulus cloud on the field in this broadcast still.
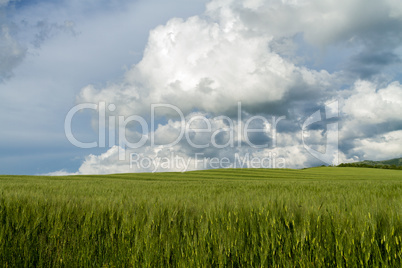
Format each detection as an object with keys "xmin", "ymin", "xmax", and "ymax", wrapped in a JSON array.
[
  {"xmin": 78, "ymin": 2, "xmax": 333, "ymax": 117},
  {"xmin": 54, "ymin": 0, "xmax": 402, "ymax": 174}
]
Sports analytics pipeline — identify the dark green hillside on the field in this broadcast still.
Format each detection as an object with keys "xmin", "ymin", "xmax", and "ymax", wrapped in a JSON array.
[
  {"xmin": 371, "ymin": 157, "xmax": 402, "ymax": 166},
  {"xmin": 339, "ymin": 157, "xmax": 402, "ymax": 170}
]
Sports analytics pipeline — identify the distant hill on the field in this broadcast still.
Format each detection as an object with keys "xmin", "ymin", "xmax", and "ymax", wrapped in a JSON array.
[{"xmin": 338, "ymin": 157, "xmax": 402, "ymax": 170}]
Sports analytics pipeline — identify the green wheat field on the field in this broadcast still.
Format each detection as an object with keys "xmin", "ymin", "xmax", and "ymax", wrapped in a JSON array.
[{"xmin": 0, "ymin": 167, "xmax": 401, "ymax": 267}]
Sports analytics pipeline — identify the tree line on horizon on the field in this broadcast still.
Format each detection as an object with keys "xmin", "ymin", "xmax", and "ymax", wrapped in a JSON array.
[{"xmin": 338, "ymin": 158, "xmax": 402, "ymax": 170}]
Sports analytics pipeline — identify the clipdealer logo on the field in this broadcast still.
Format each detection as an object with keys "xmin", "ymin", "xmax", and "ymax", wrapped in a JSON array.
[
  {"xmin": 64, "ymin": 101, "xmax": 339, "ymax": 170},
  {"xmin": 64, "ymin": 102, "xmax": 286, "ymax": 158},
  {"xmin": 302, "ymin": 101, "xmax": 339, "ymax": 166}
]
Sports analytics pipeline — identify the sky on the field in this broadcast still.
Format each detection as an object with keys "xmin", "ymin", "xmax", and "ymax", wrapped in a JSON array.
[{"xmin": 0, "ymin": 0, "xmax": 402, "ymax": 175}]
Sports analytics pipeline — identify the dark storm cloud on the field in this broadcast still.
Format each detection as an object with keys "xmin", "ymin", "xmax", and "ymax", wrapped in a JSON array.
[{"xmin": 348, "ymin": 51, "xmax": 402, "ymax": 79}]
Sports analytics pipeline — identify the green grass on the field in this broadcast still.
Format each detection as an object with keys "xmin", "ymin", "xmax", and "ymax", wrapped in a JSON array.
[{"xmin": 0, "ymin": 167, "xmax": 401, "ymax": 267}]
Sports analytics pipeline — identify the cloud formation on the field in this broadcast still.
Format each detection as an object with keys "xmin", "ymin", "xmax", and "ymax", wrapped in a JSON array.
[
  {"xmin": 49, "ymin": 0, "xmax": 402, "ymax": 174},
  {"xmin": 78, "ymin": 1, "xmax": 335, "ymax": 118},
  {"xmin": 0, "ymin": 1, "xmax": 26, "ymax": 81},
  {"xmin": 0, "ymin": 25, "xmax": 25, "ymax": 81}
]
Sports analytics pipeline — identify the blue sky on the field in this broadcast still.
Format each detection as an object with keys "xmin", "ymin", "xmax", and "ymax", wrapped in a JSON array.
[
  {"xmin": 1, "ymin": 0, "xmax": 402, "ymax": 175},
  {"xmin": 0, "ymin": 0, "xmax": 208, "ymax": 174}
]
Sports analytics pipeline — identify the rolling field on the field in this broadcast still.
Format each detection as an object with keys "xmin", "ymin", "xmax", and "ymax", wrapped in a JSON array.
[{"xmin": 0, "ymin": 167, "xmax": 401, "ymax": 267}]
